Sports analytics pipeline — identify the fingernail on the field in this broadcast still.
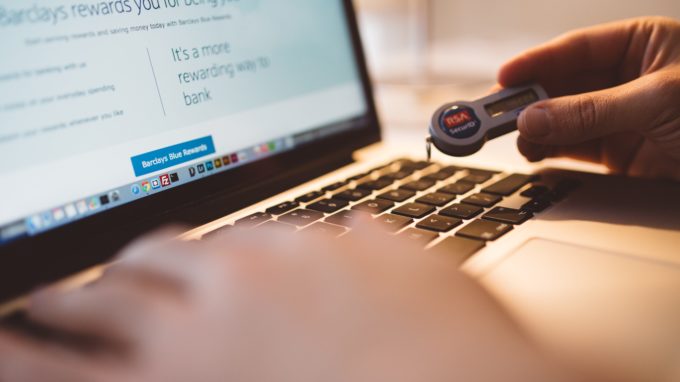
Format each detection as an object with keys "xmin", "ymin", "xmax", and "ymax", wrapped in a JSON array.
[{"xmin": 520, "ymin": 106, "xmax": 551, "ymax": 139}]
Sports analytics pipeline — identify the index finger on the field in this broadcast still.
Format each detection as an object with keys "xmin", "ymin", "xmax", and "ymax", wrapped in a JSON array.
[{"xmin": 499, "ymin": 19, "xmax": 637, "ymax": 87}]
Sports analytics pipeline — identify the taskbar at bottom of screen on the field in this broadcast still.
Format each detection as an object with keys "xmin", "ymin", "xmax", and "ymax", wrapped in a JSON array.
[{"xmin": 0, "ymin": 136, "xmax": 294, "ymax": 246}]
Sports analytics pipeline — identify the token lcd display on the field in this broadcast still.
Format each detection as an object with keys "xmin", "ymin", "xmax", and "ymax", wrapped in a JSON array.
[{"xmin": 484, "ymin": 89, "xmax": 539, "ymax": 118}]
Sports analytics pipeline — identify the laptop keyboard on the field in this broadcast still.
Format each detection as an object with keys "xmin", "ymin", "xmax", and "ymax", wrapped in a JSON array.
[
  {"xmin": 0, "ymin": 159, "xmax": 579, "ymax": 338},
  {"xmin": 203, "ymin": 158, "xmax": 580, "ymax": 265}
]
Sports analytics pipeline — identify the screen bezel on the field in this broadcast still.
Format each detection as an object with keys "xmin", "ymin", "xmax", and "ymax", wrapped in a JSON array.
[{"xmin": 0, "ymin": 0, "xmax": 381, "ymax": 302}]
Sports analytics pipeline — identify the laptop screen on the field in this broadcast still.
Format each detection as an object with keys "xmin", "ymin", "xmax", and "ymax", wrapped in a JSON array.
[{"xmin": 0, "ymin": 0, "xmax": 368, "ymax": 245}]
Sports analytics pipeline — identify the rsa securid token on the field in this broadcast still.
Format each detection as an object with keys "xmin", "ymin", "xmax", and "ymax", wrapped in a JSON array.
[{"xmin": 427, "ymin": 84, "xmax": 548, "ymax": 157}]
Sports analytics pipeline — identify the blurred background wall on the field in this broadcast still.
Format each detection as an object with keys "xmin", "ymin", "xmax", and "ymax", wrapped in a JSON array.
[{"xmin": 354, "ymin": 0, "xmax": 680, "ymax": 127}]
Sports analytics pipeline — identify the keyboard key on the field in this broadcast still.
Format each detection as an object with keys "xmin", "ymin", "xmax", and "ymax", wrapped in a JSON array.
[
  {"xmin": 383, "ymin": 169, "xmax": 413, "ymax": 180},
  {"xmin": 235, "ymin": 212, "xmax": 272, "ymax": 227},
  {"xmin": 325, "ymin": 210, "xmax": 370, "ymax": 227},
  {"xmin": 423, "ymin": 170, "xmax": 454, "ymax": 181},
  {"xmin": 521, "ymin": 198, "xmax": 551, "ymax": 213},
  {"xmin": 278, "ymin": 209, "xmax": 324, "ymax": 227},
  {"xmin": 483, "ymin": 174, "xmax": 533, "ymax": 196},
  {"xmin": 520, "ymin": 185, "xmax": 550, "ymax": 198},
  {"xmin": 303, "ymin": 222, "xmax": 346, "ymax": 237},
  {"xmin": 461, "ymin": 173, "xmax": 492, "ymax": 184},
  {"xmin": 377, "ymin": 189, "xmax": 415, "ymax": 202},
  {"xmin": 438, "ymin": 181, "xmax": 475, "ymax": 195},
  {"xmin": 438, "ymin": 165, "xmax": 462, "ymax": 175},
  {"xmin": 353, "ymin": 199, "xmax": 394, "ymax": 214},
  {"xmin": 401, "ymin": 179, "xmax": 436, "ymax": 192},
  {"xmin": 416, "ymin": 192, "xmax": 455, "ymax": 207},
  {"xmin": 461, "ymin": 193, "xmax": 502, "ymax": 208},
  {"xmin": 416, "ymin": 214, "xmax": 462, "ymax": 232},
  {"xmin": 401, "ymin": 160, "xmax": 432, "ymax": 170},
  {"xmin": 400, "ymin": 228, "xmax": 439, "ymax": 245},
  {"xmin": 258, "ymin": 220, "xmax": 297, "ymax": 232},
  {"xmin": 295, "ymin": 191, "xmax": 325, "ymax": 203},
  {"xmin": 322, "ymin": 181, "xmax": 348, "ymax": 192},
  {"xmin": 431, "ymin": 237, "xmax": 485, "ymax": 265},
  {"xmin": 456, "ymin": 220, "xmax": 512, "ymax": 241},
  {"xmin": 357, "ymin": 177, "xmax": 393, "ymax": 191},
  {"xmin": 266, "ymin": 201, "xmax": 300, "ymax": 215},
  {"xmin": 440, "ymin": 204, "xmax": 483, "ymax": 219},
  {"xmin": 335, "ymin": 188, "xmax": 371, "ymax": 202},
  {"xmin": 483, "ymin": 207, "xmax": 533, "ymax": 224},
  {"xmin": 346, "ymin": 172, "xmax": 370, "ymax": 182},
  {"xmin": 375, "ymin": 214, "xmax": 412, "ymax": 233},
  {"xmin": 308, "ymin": 198, "xmax": 349, "ymax": 213},
  {"xmin": 392, "ymin": 203, "xmax": 436, "ymax": 219},
  {"xmin": 466, "ymin": 168, "xmax": 499, "ymax": 176}
]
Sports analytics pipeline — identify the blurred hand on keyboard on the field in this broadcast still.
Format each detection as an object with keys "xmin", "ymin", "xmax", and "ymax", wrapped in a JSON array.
[
  {"xmin": 500, "ymin": 17, "xmax": 680, "ymax": 181},
  {"xmin": 0, "ymin": 223, "xmax": 572, "ymax": 382}
]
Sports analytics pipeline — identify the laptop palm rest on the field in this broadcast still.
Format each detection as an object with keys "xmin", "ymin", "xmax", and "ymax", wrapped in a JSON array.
[{"xmin": 481, "ymin": 238, "xmax": 680, "ymax": 382}]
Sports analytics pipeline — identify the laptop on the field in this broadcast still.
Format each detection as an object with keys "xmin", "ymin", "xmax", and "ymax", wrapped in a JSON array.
[{"xmin": 1, "ymin": 1, "xmax": 679, "ymax": 379}]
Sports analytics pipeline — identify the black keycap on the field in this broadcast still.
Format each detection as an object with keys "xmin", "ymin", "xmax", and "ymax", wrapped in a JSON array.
[
  {"xmin": 401, "ymin": 160, "xmax": 432, "ymax": 170},
  {"xmin": 377, "ymin": 189, "xmax": 415, "ymax": 202},
  {"xmin": 278, "ymin": 209, "xmax": 324, "ymax": 227},
  {"xmin": 235, "ymin": 212, "xmax": 272, "ymax": 227},
  {"xmin": 438, "ymin": 165, "xmax": 462, "ymax": 175},
  {"xmin": 431, "ymin": 237, "xmax": 485, "ymax": 265},
  {"xmin": 416, "ymin": 192, "xmax": 455, "ymax": 207},
  {"xmin": 308, "ymin": 198, "xmax": 349, "ymax": 213},
  {"xmin": 357, "ymin": 177, "xmax": 393, "ymax": 190},
  {"xmin": 456, "ymin": 220, "xmax": 512, "ymax": 241},
  {"xmin": 549, "ymin": 179, "xmax": 581, "ymax": 201},
  {"xmin": 416, "ymin": 214, "xmax": 462, "ymax": 232},
  {"xmin": 440, "ymin": 204, "xmax": 483, "ymax": 219},
  {"xmin": 461, "ymin": 173, "xmax": 492, "ymax": 184},
  {"xmin": 423, "ymin": 170, "xmax": 454, "ymax": 181},
  {"xmin": 325, "ymin": 210, "xmax": 371, "ymax": 227},
  {"xmin": 266, "ymin": 201, "xmax": 300, "ymax": 215},
  {"xmin": 335, "ymin": 188, "xmax": 371, "ymax": 202},
  {"xmin": 438, "ymin": 181, "xmax": 475, "ymax": 195},
  {"xmin": 322, "ymin": 181, "xmax": 348, "ymax": 192},
  {"xmin": 295, "ymin": 191, "xmax": 325, "ymax": 203},
  {"xmin": 347, "ymin": 172, "xmax": 370, "ymax": 182},
  {"xmin": 353, "ymin": 199, "xmax": 394, "ymax": 214},
  {"xmin": 400, "ymin": 228, "xmax": 439, "ymax": 245},
  {"xmin": 483, "ymin": 174, "xmax": 533, "ymax": 196},
  {"xmin": 375, "ymin": 214, "xmax": 412, "ymax": 233},
  {"xmin": 483, "ymin": 207, "xmax": 533, "ymax": 225},
  {"xmin": 258, "ymin": 220, "xmax": 297, "ymax": 232},
  {"xmin": 521, "ymin": 198, "xmax": 551, "ymax": 213},
  {"xmin": 303, "ymin": 222, "xmax": 346, "ymax": 237},
  {"xmin": 520, "ymin": 185, "xmax": 550, "ymax": 198},
  {"xmin": 401, "ymin": 179, "xmax": 436, "ymax": 191},
  {"xmin": 384, "ymin": 169, "xmax": 413, "ymax": 180},
  {"xmin": 461, "ymin": 193, "xmax": 502, "ymax": 208},
  {"xmin": 392, "ymin": 202, "xmax": 436, "ymax": 219},
  {"xmin": 466, "ymin": 168, "xmax": 498, "ymax": 176}
]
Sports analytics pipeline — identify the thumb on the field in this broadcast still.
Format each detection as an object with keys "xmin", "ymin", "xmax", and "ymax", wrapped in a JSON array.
[{"xmin": 517, "ymin": 75, "xmax": 670, "ymax": 145}]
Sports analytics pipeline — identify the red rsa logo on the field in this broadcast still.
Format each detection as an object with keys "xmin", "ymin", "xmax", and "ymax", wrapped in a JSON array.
[{"xmin": 443, "ymin": 109, "xmax": 472, "ymax": 128}]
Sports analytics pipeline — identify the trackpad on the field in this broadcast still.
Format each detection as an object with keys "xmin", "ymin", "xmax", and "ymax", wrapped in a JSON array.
[{"xmin": 481, "ymin": 239, "xmax": 680, "ymax": 382}]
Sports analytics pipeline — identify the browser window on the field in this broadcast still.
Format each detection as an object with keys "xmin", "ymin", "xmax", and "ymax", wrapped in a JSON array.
[{"xmin": 0, "ymin": 0, "xmax": 368, "ymax": 244}]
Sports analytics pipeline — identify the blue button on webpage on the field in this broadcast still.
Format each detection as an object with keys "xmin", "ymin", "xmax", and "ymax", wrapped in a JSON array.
[{"xmin": 130, "ymin": 136, "xmax": 216, "ymax": 177}]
